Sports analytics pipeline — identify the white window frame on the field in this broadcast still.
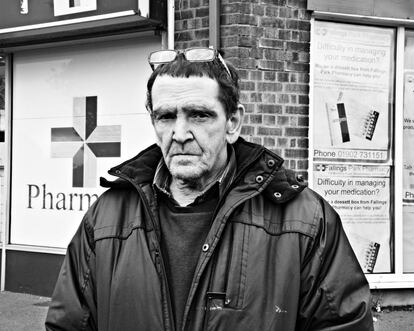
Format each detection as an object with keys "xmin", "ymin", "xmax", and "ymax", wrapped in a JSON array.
[{"xmin": 310, "ymin": 14, "xmax": 414, "ymax": 289}]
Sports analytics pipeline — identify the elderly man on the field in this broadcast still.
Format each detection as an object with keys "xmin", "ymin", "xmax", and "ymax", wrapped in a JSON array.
[{"xmin": 46, "ymin": 48, "xmax": 373, "ymax": 330}]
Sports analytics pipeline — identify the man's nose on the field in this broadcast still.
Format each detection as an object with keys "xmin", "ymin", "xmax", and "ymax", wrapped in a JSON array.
[{"xmin": 172, "ymin": 116, "xmax": 192, "ymax": 142}]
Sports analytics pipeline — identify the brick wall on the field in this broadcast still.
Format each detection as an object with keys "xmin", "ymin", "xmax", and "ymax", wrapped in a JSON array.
[{"xmin": 174, "ymin": 0, "xmax": 311, "ymax": 177}]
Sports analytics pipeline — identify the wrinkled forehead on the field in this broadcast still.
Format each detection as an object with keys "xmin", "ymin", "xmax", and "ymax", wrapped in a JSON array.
[{"xmin": 151, "ymin": 75, "xmax": 221, "ymax": 110}]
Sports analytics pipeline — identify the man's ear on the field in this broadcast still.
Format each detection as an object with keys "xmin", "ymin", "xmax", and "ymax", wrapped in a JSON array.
[{"xmin": 226, "ymin": 104, "xmax": 244, "ymax": 144}]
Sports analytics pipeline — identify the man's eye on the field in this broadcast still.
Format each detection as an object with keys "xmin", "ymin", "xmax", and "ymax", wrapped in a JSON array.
[
  {"xmin": 191, "ymin": 112, "xmax": 210, "ymax": 119},
  {"xmin": 155, "ymin": 113, "xmax": 175, "ymax": 121}
]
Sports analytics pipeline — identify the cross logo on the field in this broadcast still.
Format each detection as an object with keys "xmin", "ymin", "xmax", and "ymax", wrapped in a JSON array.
[{"xmin": 51, "ymin": 96, "xmax": 121, "ymax": 187}]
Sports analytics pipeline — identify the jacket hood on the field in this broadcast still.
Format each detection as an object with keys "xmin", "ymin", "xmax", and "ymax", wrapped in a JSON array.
[{"xmin": 100, "ymin": 137, "xmax": 307, "ymax": 204}]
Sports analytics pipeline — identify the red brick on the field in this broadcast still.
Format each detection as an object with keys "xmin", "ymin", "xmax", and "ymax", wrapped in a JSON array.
[
  {"xmin": 298, "ymin": 95, "xmax": 309, "ymax": 104},
  {"xmin": 259, "ymin": 38, "xmax": 284, "ymax": 49},
  {"xmin": 236, "ymin": 69, "xmax": 249, "ymax": 80},
  {"xmin": 277, "ymin": 72, "xmax": 289, "ymax": 82},
  {"xmin": 286, "ymin": 41, "xmax": 309, "ymax": 52},
  {"xmin": 277, "ymin": 138, "xmax": 288, "ymax": 147},
  {"xmin": 284, "ymin": 83, "xmax": 309, "ymax": 93},
  {"xmin": 240, "ymin": 92, "xmax": 249, "ymax": 103},
  {"xmin": 288, "ymin": 160, "xmax": 296, "ymax": 169},
  {"xmin": 278, "ymin": 30, "xmax": 292, "ymax": 40},
  {"xmin": 258, "ymin": 82, "xmax": 283, "ymax": 92},
  {"xmin": 239, "ymin": 2, "xmax": 253, "ymax": 14},
  {"xmin": 263, "ymin": 49, "xmax": 292, "ymax": 61},
  {"xmin": 250, "ymin": 93, "xmax": 262, "ymax": 102},
  {"xmin": 221, "ymin": 36, "xmax": 239, "ymax": 47},
  {"xmin": 175, "ymin": 30, "xmax": 195, "ymax": 42},
  {"xmin": 250, "ymin": 114, "xmax": 263, "ymax": 123},
  {"xmin": 286, "ymin": 0, "xmax": 299, "ymax": 6},
  {"xmin": 239, "ymin": 14, "xmax": 259, "ymax": 25},
  {"xmin": 239, "ymin": 36, "xmax": 257, "ymax": 47},
  {"xmin": 221, "ymin": 26, "xmax": 240, "ymax": 36},
  {"xmin": 297, "ymin": 116, "xmax": 309, "ymax": 127},
  {"xmin": 240, "ymin": 81, "xmax": 256, "ymax": 91},
  {"xmin": 258, "ymin": 104, "xmax": 282, "ymax": 114},
  {"xmin": 221, "ymin": 3, "xmax": 239, "ymax": 14},
  {"xmin": 286, "ymin": 20, "xmax": 299, "ymax": 30},
  {"xmin": 297, "ymin": 161, "xmax": 308, "ymax": 171},
  {"xmin": 264, "ymin": 137, "xmax": 276, "ymax": 147},
  {"xmin": 252, "ymin": 4, "xmax": 265, "ymax": 16},
  {"xmin": 241, "ymin": 126, "xmax": 255, "ymax": 135},
  {"xmin": 297, "ymin": 138, "xmax": 309, "ymax": 148},
  {"xmin": 258, "ymin": 60, "xmax": 284, "ymax": 71},
  {"xmin": 285, "ymin": 127, "xmax": 308, "ymax": 137},
  {"xmin": 264, "ymin": 71, "xmax": 276, "ymax": 81},
  {"xmin": 238, "ymin": 58, "xmax": 257, "ymax": 69},
  {"xmin": 195, "ymin": 29, "xmax": 209, "ymax": 39},
  {"xmin": 264, "ymin": 115, "xmax": 276, "ymax": 125},
  {"xmin": 189, "ymin": 0, "xmax": 208, "ymax": 7},
  {"xmin": 298, "ymin": 52, "xmax": 310, "ymax": 63},
  {"xmin": 258, "ymin": 127, "xmax": 283, "ymax": 136},
  {"xmin": 263, "ymin": 93, "xmax": 276, "ymax": 103},
  {"xmin": 244, "ymin": 103, "xmax": 255, "ymax": 113},
  {"xmin": 284, "ymin": 148, "xmax": 308, "ymax": 158},
  {"xmin": 261, "ymin": 0, "xmax": 287, "ymax": 5},
  {"xmin": 195, "ymin": 7, "xmax": 209, "ymax": 17},
  {"xmin": 251, "ymin": 137, "xmax": 263, "ymax": 145},
  {"xmin": 250, "ymin": 70, "xmax": 263, "ymax": 80},
  {"xmin": 279, "ymin": 7, "xmax": 294, "ymax": 18},
  {"xmin": 221, "ymin": 14, "xmax": 240, "ymax": 25},
  {"xmin": 297, "ymin": 73, "xmax": 310, "ymax": 83},
  {"xmin": 299, "ymin": 31, "xmax": 310, "ymax": 42},
  {"xmin": 286, "ymin": 105, "xmax": 308, "ymax": 115},
  {"xmin": 277, "ymin": 116, "xmax": 289, "ymax": 125},
  {"xmin": 260, "ymin": 17, "xmax": 285, "ymax": 29},
  {"xmin": 297, "ymin": 20, "xmax": 311, "ymax": 31},
  {"xmin": 277, "ymin": 94, "xmax": 290, "ymax": 103}
]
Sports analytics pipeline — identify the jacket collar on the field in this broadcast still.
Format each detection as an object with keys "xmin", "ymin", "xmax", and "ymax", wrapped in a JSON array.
[{"xmin": 101, "ymin": 137, "xmax": 306, "ymax": 204}]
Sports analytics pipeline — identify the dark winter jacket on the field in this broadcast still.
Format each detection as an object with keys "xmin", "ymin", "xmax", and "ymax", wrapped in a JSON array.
[{"xmin": 45, "ymin": 138, "xmax": 374, "ymax": 331}]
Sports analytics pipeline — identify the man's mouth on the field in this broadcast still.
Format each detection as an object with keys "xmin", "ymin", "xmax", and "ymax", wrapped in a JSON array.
[{"xmin": 171, "ymin": 153, "xmax": 198, "ymax": 157}]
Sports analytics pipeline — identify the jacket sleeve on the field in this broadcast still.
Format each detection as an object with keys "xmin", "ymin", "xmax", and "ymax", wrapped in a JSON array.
[
  {"xmin": 45, "ymin": 215, "xmax": 97, "ymax": 331},
  {"xmin": 297, "ymin": 197, "xmax": 374, "ymax": 331}
]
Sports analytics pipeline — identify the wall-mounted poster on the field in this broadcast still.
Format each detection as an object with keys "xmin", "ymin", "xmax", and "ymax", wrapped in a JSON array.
[
  {"xmin": 313, "ymin": 163, "xmax": 391, "ymax": 273},
  {"xmin": 10, "ymin": 37, "xmax": 160, "ymax": 248},
  {"xmin": 403, "ymin": 71, "xmax": 414, "ymax": 202},
  {"xmin": 312, "ymin": 21, "xmax": 394, "ymax": 163}
]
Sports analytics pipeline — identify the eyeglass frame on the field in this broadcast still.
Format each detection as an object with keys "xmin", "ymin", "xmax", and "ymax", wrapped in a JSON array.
[{"xmin": 147, "ymin": 47, "xmax": 233, "ymax": 80}]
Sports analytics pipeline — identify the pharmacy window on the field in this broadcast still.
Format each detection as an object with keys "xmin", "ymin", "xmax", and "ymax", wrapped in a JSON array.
[
  {"xmin": 310, "ymin": 21, "xmax": 395, "ymax": 276},
  {"xmin": 0, "ymin": 56, "xmax": 5, "ymax": 145},
  {"xmin": 403, "ymin": 31, "xmax": 414, "ymax": 273},
  {"xmin": 0, "ymin": 55, "xmax": 5, "ymax": 245}
]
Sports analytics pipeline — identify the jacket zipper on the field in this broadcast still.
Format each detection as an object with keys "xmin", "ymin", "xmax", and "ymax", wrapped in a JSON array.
[
  {"xmin": 182, "ymin": 150, "xmax": 270, "ymax": 331},
  {"xmin": 109, "ymin": 170, "xmax": 176, "ymax": 331}
]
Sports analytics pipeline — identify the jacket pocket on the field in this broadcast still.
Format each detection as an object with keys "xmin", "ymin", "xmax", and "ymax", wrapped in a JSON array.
[
  {"xmin": 208, "ymin": 222, "xmax": 250, "ymax": 311},
  {"xmin": 203, "ymin": 292, "xmax": 250, "ymax": 331}
]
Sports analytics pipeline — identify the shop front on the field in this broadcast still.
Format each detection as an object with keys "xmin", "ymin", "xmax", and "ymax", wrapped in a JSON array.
[
  {"xmin": 0, "ymin": 0, "xmax": 166, "ymax": 296},
  {"xmin": 308, "ymin": 0, "xmax": 414, "ymax": 298}
]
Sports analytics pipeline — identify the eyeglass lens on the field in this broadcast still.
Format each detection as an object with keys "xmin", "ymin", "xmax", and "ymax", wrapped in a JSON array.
[
  {"xmin": 149, "ymin": 50, "xmax": 177, "ymax": 64},
  {"xmin": 184, "ymin": 48, "xmax": 215, "ymax": 62}
]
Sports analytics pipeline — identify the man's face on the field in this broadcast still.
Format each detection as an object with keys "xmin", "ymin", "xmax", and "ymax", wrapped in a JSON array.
[{"xmin": 151, "ymin": 75, "xmax": 231, "ymax": 185}]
